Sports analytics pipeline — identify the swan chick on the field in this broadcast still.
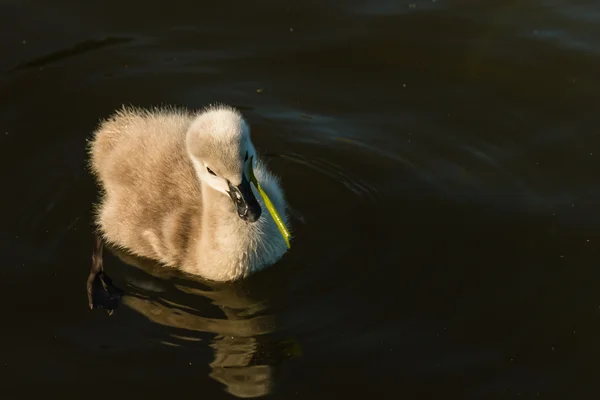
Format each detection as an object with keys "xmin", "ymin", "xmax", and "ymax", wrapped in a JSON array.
[{"xmin": 87, "ymin": 104, "xmax": 290, "ymax": 305}]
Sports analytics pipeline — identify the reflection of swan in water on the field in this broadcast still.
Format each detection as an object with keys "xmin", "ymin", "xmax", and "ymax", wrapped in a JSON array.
[{"xmin": 99, "ymin": 245, "xmax": 301, "ymax": 398}]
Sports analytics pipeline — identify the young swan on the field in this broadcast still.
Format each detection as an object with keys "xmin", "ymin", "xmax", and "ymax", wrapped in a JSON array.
[{"xmin": 88, "ymin": 105, "xmax": 290, "ymax": 289}]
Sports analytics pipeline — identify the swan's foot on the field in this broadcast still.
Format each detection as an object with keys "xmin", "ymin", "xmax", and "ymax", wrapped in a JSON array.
[{"xmin": 87, "ymin": 235, "xmax": 122, "ymax": 315}]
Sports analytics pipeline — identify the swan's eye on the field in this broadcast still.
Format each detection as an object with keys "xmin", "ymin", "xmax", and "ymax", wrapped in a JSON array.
[
  {"xmin": 244, "ymin": 151, "xmax": 248, "ymax": 162},
  {"xmin": 206, "ymin": 167, "xmax": 217, "ymax": 176}
]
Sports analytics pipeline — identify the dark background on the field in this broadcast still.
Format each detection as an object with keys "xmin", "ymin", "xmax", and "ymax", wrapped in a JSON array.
[{"xmin": 1, "ymin": 0, "xmax": 599, "ymax": 398}]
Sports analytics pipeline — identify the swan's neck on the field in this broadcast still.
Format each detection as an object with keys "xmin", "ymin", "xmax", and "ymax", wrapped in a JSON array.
[
  {"xmin": 188, "ymin": 174, "xmax": 287, "ymax": 282},
  {"xmin": 192, "ymin": 180, "xmax": 252, "ymax": 280},
  {"xmin": 200, "ymin": 180, "xmax": 231, "ymax": 211},
  {"xmin": 199, "ymin": 180, "xmax": 240, "ymax": 241}
]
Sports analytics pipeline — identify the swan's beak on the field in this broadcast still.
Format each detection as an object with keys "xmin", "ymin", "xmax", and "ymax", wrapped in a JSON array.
[{"xmin": 227, "ymin": 175, "xmax": 261, "ymax": 222}]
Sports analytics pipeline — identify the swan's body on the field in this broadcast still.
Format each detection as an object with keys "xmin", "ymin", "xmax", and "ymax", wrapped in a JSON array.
[{"xmin": 88, "ymin": 105, "xmax": 290, "ymax": 282}]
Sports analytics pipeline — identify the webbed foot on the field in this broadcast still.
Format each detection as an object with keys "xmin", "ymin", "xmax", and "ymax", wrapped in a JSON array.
[{"xmin": 86, "ymin": 235, "xmax": 123, "ymax": 315}]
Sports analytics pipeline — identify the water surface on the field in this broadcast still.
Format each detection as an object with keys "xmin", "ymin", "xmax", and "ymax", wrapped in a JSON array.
[{"xmin": 1, "ymin": 0, "xmax": 600, "ymax": 397}]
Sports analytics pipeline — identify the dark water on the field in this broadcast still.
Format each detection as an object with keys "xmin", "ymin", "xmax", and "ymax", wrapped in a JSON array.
[{"xmin": 2, "ymin": 0, "xmax": 600, "ymax": 397}]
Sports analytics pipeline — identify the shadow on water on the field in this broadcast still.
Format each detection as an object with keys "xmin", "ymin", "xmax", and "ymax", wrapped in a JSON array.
[{"xmin": 99, "ymin": 245, "xmax": 301, "ymax": 398}]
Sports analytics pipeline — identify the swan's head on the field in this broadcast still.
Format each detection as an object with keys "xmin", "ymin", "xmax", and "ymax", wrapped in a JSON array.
[{"xmin": 186, "ymin": 105, "xmax": 261, "ymax": 222}]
